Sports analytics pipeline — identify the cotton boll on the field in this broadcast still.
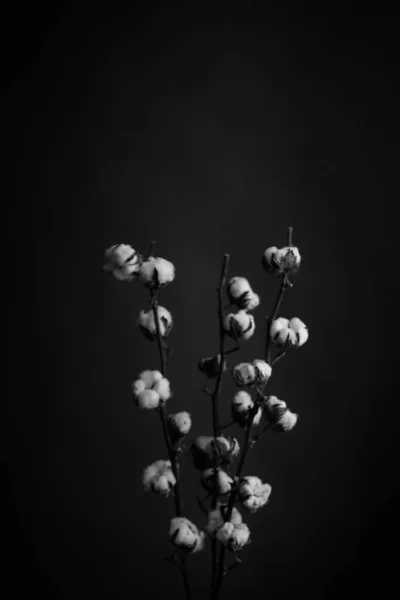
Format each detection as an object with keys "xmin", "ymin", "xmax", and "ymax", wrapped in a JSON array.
[
  {"xmin": 168, "ymin": 411, "xmax": 192, "ymax": 437},
  {"xmin": 289, "ymin": 317, "xmax": 306, "ymax": 332},
  {"xmin": 232, "ymin": 363, "xmax": 257, "ymax": 387},
  {"xmin": 245, "ymin": 292, "xmax": 260, "ymax": 311},
  {"xmin": 169, "ymin": 517, "xmax": 205, "ymax": 553},
  {"xmin": 135, "ymin": 389, "xmax": 160, "ymax": 410},
  {"xmin": 253, "ymin": 359, "xmax": 272, "ymax": 384},
  {"xmin": 103, "ymin": 244, "xmax": 142, "ymax": 282},
  {"xmin": 139, "ymin": 256, "xmax": 175, "ymax": 288},
  {"xmin": 137, "ymin": 307, "xmax": 173, "ymax": 340},
  {"xmin": 232, "ymin": 390, "xmax": 253, "ymax": 415},
  {"xmin": 153, "ymin": 377, "xmax": 171, "ymax": 402},
  {"xmin": 216, "ymin": 522, "xmax": 235, "ymax": 546},
  {"xmin": 227, "ymin": 277, "xmax": 252, "ymax": 302},
  {"xmin": 262, "ymin": 246, "xmax": 279, "ymax": 273},
  {"xmin": 201, "ymin": 469, "xmax": 234, "ymax": 495},
  {"xmin": 274, "ymin": 246, "xmax": 301, "ymax": 273},
  {"xmin": 152, "ymin": 474, "xmax": 175, "ymax": 496},
  {"xmin": 230, "ymin": 523, "xmax": 251, "ymax": 550},
  {"xmin": 142, "ymin": 460, "xmax": 172, "ymax": 490},
  {"xmin": 224, "ymin": 311, "xmax": 255, "ymax": 340},
  {"xmin": 270, "ymin": 317, "xmax": 290, "ymax": 338},
  {"xmin": 275, "ymin": 327, "xmax": 298, "ymax": 348},
  {"xmin": 275, "ymin": 410, "xmax": 298, "ymax": 432},
  {"xmin": 263, "ymin": 396, "xmax": 287, "ymax": 423}
]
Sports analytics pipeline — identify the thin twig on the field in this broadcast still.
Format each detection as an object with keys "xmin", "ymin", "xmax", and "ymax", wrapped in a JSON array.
[{"xmin": 149, "ymin": 284, "xmax": 191, "ymax": 600}]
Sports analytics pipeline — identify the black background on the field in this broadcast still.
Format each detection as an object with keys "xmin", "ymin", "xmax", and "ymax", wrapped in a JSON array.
[{"xmin": 5, "ymin": 4, "xmax": 399, "ymax": 599}]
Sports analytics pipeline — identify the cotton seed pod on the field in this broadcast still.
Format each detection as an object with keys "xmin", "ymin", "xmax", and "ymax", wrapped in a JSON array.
[
  {"xmin": 139, "ymin": 256, "xmax": 175, "ymax": 289},
  {"xmin": 262, "ymin": 245, "xmax": 301, "ymax": 276},
  {"xmin": 168, "ymin": 411, "xmax": 192, "ymax": 441},
  {"xmin": 137, "ymin": 306, "xmax": 173, "ymax": 340},
  {"xmin": 232, "ymin": 362, "xmax": 257, "ymax": 387},
  {"xmin": 198, "ymin": 354, "xmax": 227, "ymax": 378},
  {"xmin": 132, "ymin": 370, "xmax": 171, "ymax": 409},
  {"xmin": 169, "ymin": 517, "xmax": 206, "ymax": 553},
  {"xmin": 270, "ymin": 317, "xmax": 308, "ymax": 348},
  {"xmin": 263, "ymin": 396, "xmax": 298, "ymax": 432},
  {"xmin": 216, "ymin": 522, "xmax": 251, "ymax": 551},
  {"xmin": 231, "ymin": 391, "xmax": 262, "ymax": 426},
  {"xmin": 238, "ymin": 476, "xmax": 272, "ymax": 513},
  {"xmin": 205, "ymin": 504, "xmax": 243, "ymax": 537},
  {"xmin": 223, "ymin": 311, "xmax": 255, "ymax": 341},
  {"xmin": 201, "ymin": 468, "xmax": 234, "ymax": 495},
  {"xmin": 191, "ymin": 436, "xmax": 240, "ymax": 470},
  {"xmin": 103, "ymin": 244, "xmax": 142, "ymax": 282},
  {"xmin": 143, "ymin": 459, "xmax": 176, "ymax": 497},
  {"xmin": 226, "ymin": 277, "xmax": 260, "ymax": 311},
  {"xmin": 252, "ymin": 359, "xmax": 272, "ymax": 384}
]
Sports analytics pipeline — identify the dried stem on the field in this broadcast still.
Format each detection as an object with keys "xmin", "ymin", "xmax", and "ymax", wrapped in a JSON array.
[
  {"xmin": 149, "ymin": 285, "xmax": 191, "ymax": 600},
  {"xmin": 209, "ymin": 254, "xmax": 230, "ymax": 594}
]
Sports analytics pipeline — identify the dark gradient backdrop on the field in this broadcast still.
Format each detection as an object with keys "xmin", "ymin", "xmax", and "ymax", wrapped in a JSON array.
[{"xmin": 6, "ymin": 5, "xmax": 399, "ymax": 600}]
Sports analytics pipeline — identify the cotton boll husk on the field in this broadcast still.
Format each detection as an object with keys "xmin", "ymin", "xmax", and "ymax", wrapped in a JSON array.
[
  {"xmin": 153, "ymin": 377, "xmax": 171, "ymax": 401},
  {"xmin": 136, "ymin": 389, "xmax": 160, "ymax": 410},
  {"xmin": 242, "ymin": 313, "xmax": 255, "ymax": 340},
  {"xmin": 276, "ymin": 246, "xmax": 301, "ymax": 268},
  {"xmin": 198, "ymin": 354, "xmax": 227, "ymax": 378},
  {"xmin": 264, "ymin": 396, "xmax": 287, "ymax": 424}
]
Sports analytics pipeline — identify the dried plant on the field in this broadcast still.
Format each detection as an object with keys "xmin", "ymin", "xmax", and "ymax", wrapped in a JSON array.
[{"xmin": 103, "ymin": 227, "xmax": 308, "ymax": 599}]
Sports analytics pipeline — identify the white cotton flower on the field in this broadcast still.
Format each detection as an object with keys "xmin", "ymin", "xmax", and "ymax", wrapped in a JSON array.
[
  {"xmin": 232, "ymin": 362, "xmax": 257, "ymax": 387},
  {"xmin": 270, "ymin": 317, "xmax": 308, "ymax": 348},
  {"xmin": 201, "ymin": 468, "xmax": 234, "ymax": 495},
  {"xmin": 137, "ymin": 306, "xmax": 173, "ymax": 340},
  {"xmin": 205, "ymin": 505, "xmax": 242, "ymax": 537},
  {"xmin": 198, "ymin": 354, "xmax": 227, "ymax": 378},
  {"xmin": 263, "ymin": 396, "xmax": 298, "ymax": 432},
  {"xmin": 143, "ymin": 459, "xmax": 176, "ymax": 496},
  {"xmin": 168, "ymin": 411, "xmax": 192, "ymax": 437},
  {"xmin": 216, "ymin": 522, "xmax": 250, "ymax": 551},
  {"xmin": 132, "ymin": 370, "xmax": 171, "ymax": 409},
  {"xmin": 226, "ymin": 277, "xmax": 260, "ymax": 311},
  {"xmin": 103, "ymin": 244, "xmax": 142, "ymax": 282},
  {"xmin": 262, "ymin": 245, "xmax": 301, "ymax": 276},
  {"xmin": 231, "ymin": 391, "xmax": 262, "ymax": 426},
  {"xmin": 238, "ymin": 476, "xmax": 272, "ymax": 513},
  {"xmin": 135, "ymin": 389, "xmax": 160, "ymax": 410},
  {"xmin": 169, "ymin": 517, "xmax": 205, "ymax": 553},
  {"xmin": 139, "ymin": 256, "xmax": 175, "ymax": 288},
  {"xmin": 252, "ymin": 359, "xmax": 272, "ymax": 384},
  {"xmin": 223, "ymin": 311, "xmax": 255, "ymax": 341}
]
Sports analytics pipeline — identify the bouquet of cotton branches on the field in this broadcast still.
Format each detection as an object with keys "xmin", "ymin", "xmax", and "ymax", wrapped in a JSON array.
[{"xmin": 103, "ymin": 228, "xmax": 308, "ymax": 600}]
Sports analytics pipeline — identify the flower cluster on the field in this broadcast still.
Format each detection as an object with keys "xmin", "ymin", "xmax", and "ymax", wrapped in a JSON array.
[
  {"xmin": 232, "ymin": 359, "xmax": 272, "ymax": 387},
  {"xmin": 270, "ymin": 317, "xmax": 308, "ymax": 348},
  {"xmin": 262, "ymin": 245, "xmax": 301, "ymax": 277},
  {"xmin": 263, "ymin": 396, "xmax": 298, "ymax": 432},
  {"xmin": 132, "ymin": 370, "xmax": 171, "ymax": 409},
  {"xmin": 169, "ymin": 517, "xmax": 206, "ymax": 554},
  {"xmin": 143, "ymin": 460, "xmax": 176, "ymax": 497},
  {"xmin": 231, "ymin": 390, "xmax": 262, "ymax": 426},
  {"xmin": 238, "ymin": 476, "xmax": 272, "ymax": 513}
]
